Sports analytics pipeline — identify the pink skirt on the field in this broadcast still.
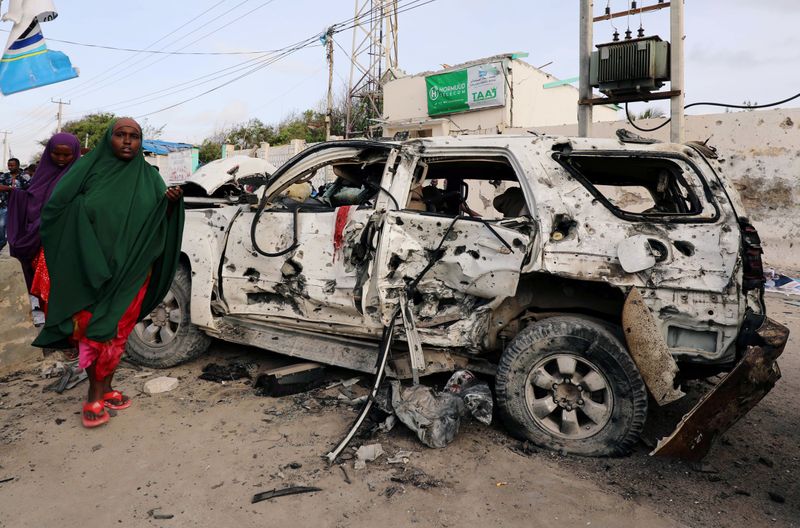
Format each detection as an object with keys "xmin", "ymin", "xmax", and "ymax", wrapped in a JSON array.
[{"xmin": 74, "ymin": 276, "xmax": 150, "ymax": 381}]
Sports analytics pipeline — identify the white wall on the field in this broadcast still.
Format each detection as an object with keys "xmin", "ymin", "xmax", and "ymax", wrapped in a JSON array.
[{"xmin": 383, "ymin": 58, "xmax": 618, "ymax": 137}]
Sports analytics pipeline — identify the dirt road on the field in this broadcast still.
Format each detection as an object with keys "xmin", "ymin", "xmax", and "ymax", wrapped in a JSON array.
[{"xmin": 1, "ymin": 293, "xmax": 798, "ymax": 527}]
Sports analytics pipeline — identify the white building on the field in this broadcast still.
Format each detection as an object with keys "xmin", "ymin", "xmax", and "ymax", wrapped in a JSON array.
[{"xmin": 381, "ymin": 52, "xmax": 618, "ymax": 138}]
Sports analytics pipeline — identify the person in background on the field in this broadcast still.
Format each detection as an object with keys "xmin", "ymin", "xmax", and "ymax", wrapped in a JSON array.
[
  {"xmin": 24, "ymin": 163, "xmax": 37, "ymax": 178},
  {"xmin": 32, "ymin": 118, "xmax": 184, "ymax": 428},
  {"xmin": 6, "ymin": 134, "xmax": 81, "ymax": 325},
  {"xmin": 0, "ymin": 158, "xmax": 26, "ymax": 251}
]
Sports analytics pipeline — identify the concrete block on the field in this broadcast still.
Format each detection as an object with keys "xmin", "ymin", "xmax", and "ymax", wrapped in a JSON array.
[
  {"xmin": 144, "ymin": 376, "xmax": 179, "ymax": 394},
  {"xmin": 0, "ymin": 255, "xmax": 42, "ymax": 375}
]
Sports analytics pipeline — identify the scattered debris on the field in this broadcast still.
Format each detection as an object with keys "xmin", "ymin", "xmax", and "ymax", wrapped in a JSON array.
[
  {"xmin": 91, "ymin": 444, "xmax": 102, "ymax": 452},
  {"xmin": 147, "ymin": 508, "xmax": 174, "ymax": 520},
  {"xmin": 251, "ymin": 486, "xmax": 322, "ymax": 504},
  {"xmin": 509, "ymin": 440, "xmax": 537, "ymax": 457},
  {"xmin": 133, "ymin": 371, "xmax": 155, "ymax": 378},
  {"xmin": 255, "ymin": 362, "xmax": 326, "ymax": 397},
  {"xmin": 386, "ymin": 450, "xmax": 413, "ymax": 464},
  {"xmin": 144, "ymin": 376, "xmax": 179, "ymax": 395},
  {"xmin": 496, "ymin": 481, "xmax": 509, "ymax": 487},
  {"xmin": 284, "ymin": 462, "xmax": 302, "ymax": 470},
  {"xmin": 339, "ymin": 465, "xmax": 351, "ymax": 484},
  {"xmin": 758, "ymin": 456, "xmax": 774, "ymax": 468},
  {"xmin": 390, "ymin": 467, "xmax": 443, "ymax": 489},
  {"xmin": 354, "ymin": 443, "xmax": 384, "ymax": 470},
  {"xmin": 376, "ymin": 415, "xmax": 397, "ymax": 433},
  {"xmin": 324, "ymin": 320, "xmax": 395, "ymax": 464},
  {"xmin": 390, "ymin": 381, "xmax": 466, "ymax": 448},
  {"xmin": 444, "ymin": 370, "xmax": 493, "ymax": 425},
  {"xmin": 54, "ymin": 418, "xmax": 66, "ymax": 426},
  {"xmin": 211, "ymin": 481, "xmax": 224, "ymax": 489},
  {"xmin": 384, "ymin": 485, "xmax": 403, "ymax": 498},
  {"xmin": 198, "ymin": 362, "xmax": 252, "ymax": 383},
  {"xmin": 41, "ymin": 361, "xmax": 67, "ymax": 379},
  {"xmin": 0, "ymin": 477, "xmax": 15, "ymax": 484},
  {"xmin": 43, "ymin": 360, "xmax": 88, "ymax": 393},
  {"xmin": 768, "ymin": 491, "xmax": 786, "ymax": 504},
  {"xmin": 326, "ymin": 376, "xmax": 362, "ymax": 390},
  {"xmin": 765, "ymin": 269, "xmax": 800, "ymax": 295}
]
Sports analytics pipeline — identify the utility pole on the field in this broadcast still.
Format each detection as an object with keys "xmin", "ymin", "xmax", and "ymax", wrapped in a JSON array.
[
  {"xmin": 0, "ymin": 130, "xmax": 11, "ymax": 166},
  {"xmin": 325, "ymin": 27, "xmax": 335, "ymax": 140},
  {"xmin": 578, "ymin": 0, "xmax": 593, "ymax": 137},
  {"xmin": 669, "ymin": 0, "xmax": 685, "ymax": 143},
  {"xmin": 51, "ymin": 98, "xmax": 71, "ymax": 133}
]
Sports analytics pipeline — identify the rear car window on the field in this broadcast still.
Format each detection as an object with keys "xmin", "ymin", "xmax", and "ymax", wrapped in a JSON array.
[{"xmin": 556, "ymin": 154, "xmax": 718, "ymax": 222}]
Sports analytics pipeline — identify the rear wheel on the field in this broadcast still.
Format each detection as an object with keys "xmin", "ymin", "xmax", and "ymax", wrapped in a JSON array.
[
  {"xmin": 496, "ymin": 316, "xmax": 647, "ymax": 456},
  {"xmin": 126, "ymin": 264, "xmax": 211, "ymax": 368}
]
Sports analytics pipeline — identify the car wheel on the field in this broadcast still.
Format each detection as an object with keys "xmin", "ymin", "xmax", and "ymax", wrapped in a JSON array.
[
  {"xmin": 126, "ymin": 264, "xmax": 211, "ymax": 368},
  {"xmin": 496, "ymin": 316, "xmax": 648, "ymax": 456}
]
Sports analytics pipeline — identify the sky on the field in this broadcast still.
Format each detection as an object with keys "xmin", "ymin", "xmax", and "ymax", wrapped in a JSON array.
[{"xmin": 1, "ymin": 0, "xmax": 798, "ymax": 163}]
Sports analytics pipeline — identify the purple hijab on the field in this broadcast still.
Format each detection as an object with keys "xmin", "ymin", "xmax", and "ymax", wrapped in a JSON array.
[{"xmin": 7, "ymin": 133, "xmax": 81, "ymax": 262}]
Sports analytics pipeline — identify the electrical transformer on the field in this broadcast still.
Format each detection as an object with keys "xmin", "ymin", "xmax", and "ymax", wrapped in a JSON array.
[{"xmin": 590, "ymin": 36, "xmax": 670, "ymax": 96}]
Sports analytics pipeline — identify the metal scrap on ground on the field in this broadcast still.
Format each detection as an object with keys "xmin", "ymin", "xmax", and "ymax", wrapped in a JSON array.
[{"xmin": 251, "ymin": 486, "xmax": 322, "ymax": 504}]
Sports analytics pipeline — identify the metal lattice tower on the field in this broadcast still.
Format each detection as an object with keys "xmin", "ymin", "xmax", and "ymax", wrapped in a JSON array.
[{"xmin": 345, "ymin": 0, "xmax": 398, "ymax": 138}]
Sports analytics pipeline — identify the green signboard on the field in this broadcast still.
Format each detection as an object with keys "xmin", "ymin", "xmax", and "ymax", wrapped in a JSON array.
[{"xmin": 426, "ymin": 62, "xmax": 505, "ymax": 116}]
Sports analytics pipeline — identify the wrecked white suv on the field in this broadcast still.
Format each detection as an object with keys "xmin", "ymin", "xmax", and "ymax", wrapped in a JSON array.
[{"xmin": 126, "ymin": 135, "xmax": 787, "ymax": 458}]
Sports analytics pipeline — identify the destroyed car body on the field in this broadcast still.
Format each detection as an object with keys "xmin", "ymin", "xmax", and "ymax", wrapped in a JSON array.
[{"xmin": 127, "ymin": 135, "xmax": 788, "ymax": 457}]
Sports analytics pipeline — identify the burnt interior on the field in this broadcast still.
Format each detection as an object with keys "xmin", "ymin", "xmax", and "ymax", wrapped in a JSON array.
[{"xmin": 408, "ymin": 157, "xmax": 527, "ymax": 219}]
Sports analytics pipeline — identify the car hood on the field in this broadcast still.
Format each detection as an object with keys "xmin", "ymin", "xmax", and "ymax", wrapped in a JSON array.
[{"xmin": 188, "ymin": 156, "xmax": 277, "ymax": 195}]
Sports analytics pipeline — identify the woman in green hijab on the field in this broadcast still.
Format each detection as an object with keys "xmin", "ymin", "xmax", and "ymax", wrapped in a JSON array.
[{"xmin": 33, "ymin": 117, "xmax": 184, "ymax": 428}]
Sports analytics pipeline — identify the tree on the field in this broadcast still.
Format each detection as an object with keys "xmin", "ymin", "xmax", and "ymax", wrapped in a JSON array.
[
  {"xmin": 198, "ymin": 139, "xmax": 223, "ymax": 165},
  {"xmin": 635, "ymin": 107, "xmax": 666, "ymax": 120},
  {"xmin": 60, "ymin": 112, "xmax": 116, "ymax": 150}
]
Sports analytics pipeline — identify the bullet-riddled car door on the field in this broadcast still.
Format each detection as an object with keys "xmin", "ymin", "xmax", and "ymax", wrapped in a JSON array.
[{"xmin": 370, "ymin": 152, "xmax": 534, "ymax": 349}]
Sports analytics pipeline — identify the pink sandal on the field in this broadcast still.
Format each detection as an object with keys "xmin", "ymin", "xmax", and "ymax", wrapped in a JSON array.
[
  {"xmin": 103, "ymin": 390, "xmax": 132, "ymax": 411},
  {"xmin": 82, "ymin": 401, "xmax": 110, "ymax": 428}
]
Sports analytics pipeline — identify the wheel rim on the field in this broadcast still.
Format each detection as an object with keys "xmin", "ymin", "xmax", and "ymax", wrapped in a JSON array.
[
  {"xmin": 525, "ymin": 353, "xmax": 613, "ymax": 440},
  {"xmin": 133, "ymin": 289, "xmax": 181, "ymax": 348}
]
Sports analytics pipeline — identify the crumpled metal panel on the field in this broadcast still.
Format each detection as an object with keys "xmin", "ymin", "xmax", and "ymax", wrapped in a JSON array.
[
  {"xmin": 651, "ymin": 317, "xmax": 789, "ymax": 461},
  {"xmin": 622, "ymin": 287, "xmax": 686, "ymax": 405}
]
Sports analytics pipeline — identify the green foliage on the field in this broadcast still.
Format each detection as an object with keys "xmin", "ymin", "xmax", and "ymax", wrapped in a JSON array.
[
  {"xmin": 635, "ymin": 107, "xmax": 666, "ymax": 120},
  {"xmin": 198, "ymin": 139, "xmax": 223, "ymax": 165},
  {"xmin": 61, "ymin": 112, "xmax": 116, "ymax": 150}
]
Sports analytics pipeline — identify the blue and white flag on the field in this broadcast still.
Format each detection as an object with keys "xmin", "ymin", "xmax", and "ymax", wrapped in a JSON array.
[{"xmin": 0, "ymin": 0, "xmax": 78, "ymax": 95}]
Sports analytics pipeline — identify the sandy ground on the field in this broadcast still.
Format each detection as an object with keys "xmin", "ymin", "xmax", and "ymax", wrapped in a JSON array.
[{"xmin": 1, "ymin": 293, "xmax": 798, "ymax": 528}]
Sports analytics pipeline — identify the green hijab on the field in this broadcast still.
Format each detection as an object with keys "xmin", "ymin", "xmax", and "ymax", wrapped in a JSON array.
[{"xmin": 33, "ymin": 119, "xmax": 185, "ymax": 348}]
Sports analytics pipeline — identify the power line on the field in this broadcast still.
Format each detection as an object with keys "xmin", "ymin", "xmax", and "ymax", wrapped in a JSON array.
[
  {"xmin": 88, "ymin": 0, "xmax": 410, "ymax": 117},
  {"xmin": 0, "ymin": 30, "xmax": 276, "ymax": 55},
  {"xmin": 5, "ymin": 0, "xmax": 232, "ymax": 133},
  {"xmin": 53, "ymin": 0, "xmax": 233, "ymax": 99},
  {"xmin": 66, "ymin": 0, "xmax": 268, "ymax": 102},
  {"xmin": 624, "ymin": 91, "xmax": 800, "ymax": 133},
  {"xmin": 14, "ymin": 0, "xmax": 440, "ymax": 143}
]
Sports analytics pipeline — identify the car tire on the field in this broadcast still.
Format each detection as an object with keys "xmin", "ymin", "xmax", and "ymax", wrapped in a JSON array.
[
  {"xmin": 126, "ymin": 264, "xmax": 211, "ymax": 368},
  {"xmin": 495, "ymin": 316, "xmax": 647, "ymax": 457}
]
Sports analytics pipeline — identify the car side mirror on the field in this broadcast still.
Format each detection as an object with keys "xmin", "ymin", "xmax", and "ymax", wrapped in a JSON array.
[{"xmin": 617, "ymin": 234, "xmax": 657, "ymax": 273}]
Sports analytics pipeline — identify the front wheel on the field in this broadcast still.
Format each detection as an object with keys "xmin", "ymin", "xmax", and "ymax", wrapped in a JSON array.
[
  {"xmin": 126, "ymin": 264, "xmax": 211, "ymax": 368},
  {"xmin": 495, "ymin": 316, "xmax": 648, "ymax": 456}
]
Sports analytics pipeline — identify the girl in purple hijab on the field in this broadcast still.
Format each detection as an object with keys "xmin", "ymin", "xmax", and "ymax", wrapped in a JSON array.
[{"xmin": 7, "ymin": 133, "xmax": 80, "ymax": 306}]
